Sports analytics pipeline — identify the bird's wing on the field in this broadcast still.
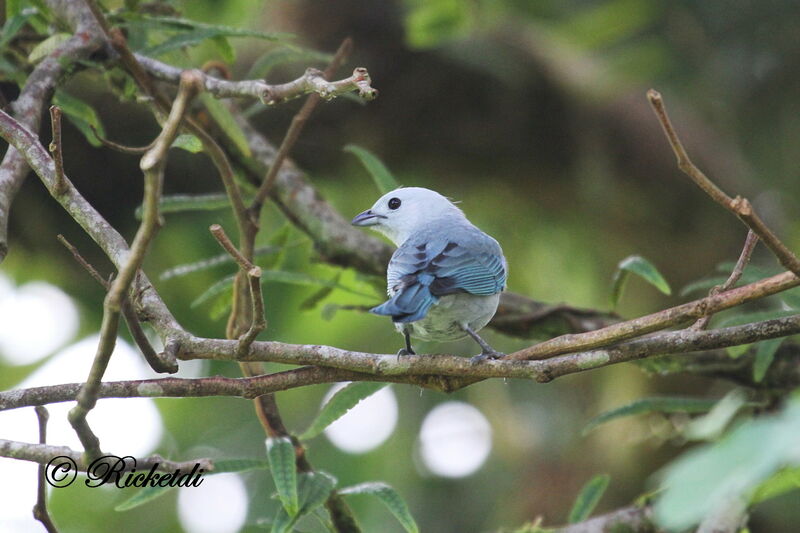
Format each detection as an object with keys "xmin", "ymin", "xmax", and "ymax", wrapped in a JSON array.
[{"xmin": 373, "ymin": 235, "xmax": 506, "ymax": 322}]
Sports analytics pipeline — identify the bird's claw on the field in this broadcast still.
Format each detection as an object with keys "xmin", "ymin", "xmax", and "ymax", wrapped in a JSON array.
[
  {"xmin": 397, "ymin": 348, "xmax": 416, "ymax": 356},
  {"xmin": 470, "ymin": 350, "xmax": 504, "ymax": 365}
]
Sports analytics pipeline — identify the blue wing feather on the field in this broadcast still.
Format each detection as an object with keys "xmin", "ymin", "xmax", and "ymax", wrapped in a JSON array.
[{"xmin": 371, "ymin": 231, "xmax": 506, "ymax": 323}]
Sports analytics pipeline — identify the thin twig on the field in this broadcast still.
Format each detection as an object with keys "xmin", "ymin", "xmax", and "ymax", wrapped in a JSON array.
[
  {"xmin": 90, "ymin": 124, "xmax": 155, "ymax": 155},
  {"xmin": 647, "ymin": 89, "xmax": 800, "ymax": 277},
  {"xmin": 68, "ymin": 71, "xmax": 202, "ymax": 461},
  {"xmin": 209, "ymin": 223, "xmax": 255, "ymax": 271},
  {"xmin": 57, "ymin": 235, "xmax": 176, "ymax": 373},
  {"xmin": 237, "ymin": 267, "xmax": 266, "ymax": 357},
  {"xmin": 48, "ymin": 106, "xmax": 66, "ymax": 196},
  {"xmin": 693, "ymin": 230, "xmax": 759, "ymax": 330},
  {"xmin": 252, "ymin": 37, "xmax": 353, "ymax": 207},
  {"xmin": 32, "ymin": 406, "xmax": 58, "ymax": 533}
]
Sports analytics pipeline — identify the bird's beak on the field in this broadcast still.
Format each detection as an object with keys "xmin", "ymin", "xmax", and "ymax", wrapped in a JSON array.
[{"xmin": 351, "ymin": 209, "xmax": 384, "ymax": 226}]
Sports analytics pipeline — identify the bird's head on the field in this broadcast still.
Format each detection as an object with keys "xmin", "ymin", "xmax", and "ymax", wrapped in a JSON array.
[{"xmin": 351, "ymin": 187, "xmax": 464, "ymax": 245}]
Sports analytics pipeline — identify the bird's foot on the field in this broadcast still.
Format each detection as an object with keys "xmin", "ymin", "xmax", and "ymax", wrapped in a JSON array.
[
  {"xmin": 397, "ymin": 348, "xmax": 416, "ymax": 356},
  {"xmin": 470, "ymin": 349, "xmax": 505, "ymax": 365}
]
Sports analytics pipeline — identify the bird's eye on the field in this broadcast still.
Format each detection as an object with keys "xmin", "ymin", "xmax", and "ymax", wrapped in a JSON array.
[{"xmin": 388, "ymin": 197, "xmax": 401, "ymax": 210}]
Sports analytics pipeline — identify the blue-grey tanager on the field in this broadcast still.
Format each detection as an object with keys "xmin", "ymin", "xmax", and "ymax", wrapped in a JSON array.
[{"xmin": 351, "ymin": 187, "xmax": 507, "ymax": 362}]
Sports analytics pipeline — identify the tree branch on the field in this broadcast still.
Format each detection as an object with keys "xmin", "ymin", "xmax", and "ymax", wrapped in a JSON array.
[
  {"xmin": 0, "ymin": 0, "xmax": 105, "ymax": 261},
  {"xmin": 0, "ymin": 437, "xmax": 212, "ymax": 473},
  {"xmin": 135, "ymin": 54, "xmax": 376, "ymax": 105},
  {"xmin": 692, "ymin": 230, "xmax": 758, "ymax": 330},
  {"xmin": 32, "ymin": 407, "xmax": 59, "ymax": 533},
  {"xmin": 648, "ymin": 89, "xmax": 800, "ymax": 277},
  {"xmin": 555, "ymin": 504, "xmax": 655, "ymax": 533},
  {"xmin": 67, "ymin": 71, "xmax": 201, "ymax": 461}
]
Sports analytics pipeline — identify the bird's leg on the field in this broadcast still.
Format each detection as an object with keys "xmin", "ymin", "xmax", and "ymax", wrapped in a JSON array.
[
  {"xmin": 397, "ymin": 327, "xmax": 416, "ymax": 356},
  {"xmin": 463, "ymin": 325, "xmax": 504, "ymax": 364}
]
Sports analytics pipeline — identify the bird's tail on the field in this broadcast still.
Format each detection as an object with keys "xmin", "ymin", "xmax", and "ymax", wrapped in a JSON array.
[{"xmin": 371, "ymin": 280, "xmax": 437, "ymax": 323}]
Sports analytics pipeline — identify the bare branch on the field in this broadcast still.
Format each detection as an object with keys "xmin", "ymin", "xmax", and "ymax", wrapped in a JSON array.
[
  {"xmin": 0, "ymin": 0, "xmax": 105, "ymax": 261},
  {"xmin": 135, "ymin": 54, "xmax": 376, "ymax": 105},
  {"xmin": 555, "ymin": 504, "xmax": 655, "ymax": 533},
  {"xmin": 32, "ymin": 407, "xmax": 58, "ymax": 533},
  {"xmin": 209, "ymin": 223, "xmax": 256, "ymax": 271},
  {"xmin": 252, "ymin": 37, "xmax": 353, "ymax": 207},
  {"xmin": 0, "ymin": 437, "xmax": 212, "ymax": 473},
  {"xmin": 693, "ymin": 230, "xmax": 759, "ymax": 330},
  {"xmin": 48, "ymin": 106, "xmax": 66, "ymax": 196},
  {"xmin": 508, "ymin": 270, "xmax": 798, "ymax": 361},
  {"xmin": 647, "ymin": 89, "xmax": 800, "ymax": 277},
  {"xmin": 68, "ymin": 71, "xmax": 201, "ymax": 460},
  {"xmin": 57, "ymin": 235, "xmax": 177, "ymax": 373},
  {"xmin": 90, "ymin": 124, "xmax": 155, "ymax": 155}
]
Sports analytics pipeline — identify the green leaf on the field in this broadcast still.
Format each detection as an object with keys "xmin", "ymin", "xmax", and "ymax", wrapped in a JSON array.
[
  {"xmin": 750, "ymin": 466, "xmax": 800, "ymax": 504},
  {"xmin": 0, "ymin": 7, "xmax": 37, "ymax": 49},
  {"xmin": 115, "ymin": 458, "xmax": 268, "ymax": 511},
  {"xmin": 300, "ymin": 382, "xmax": 388, "ymax": 440},
  {"xmin": 299, "ymin": 272, "xmax": 341, "ymax": 311},
  {"xmin": 135, "ymin": 193, "xmax": 231, "ymax": 220},
  {"xmin": 611, "ymin": 255, "xmax": 671, "ymax": 307},
  {"xmin": 129, "ymin": 15, "xmax": 292, "ymax": 42},
  {"xmin": 27, "ymin": 32, "xmax": 71, "ymax": 64},
  {"xmin": 583, "ymin": 397, "xmax": 716, "ymax": 435},
  {"xmin": 654, "ymin": 397, "xmax": 800, "ymax": 531},
  {"xmin": 267, "ymin": 437, "xmax": 299, "ymax": 516},
  {"xmin": 211, "ymin": 35, "xmax": 236, "ymax": 63},
  {"xmin": 680, "ymin": 276, "xmax": 728, "ymax": 297},
  {"xmin": 340, "ymin": 482, "xmax": 419, "ymax": 533},
  {"xmin": 405, "ymin": 0, "xmax": 473, "ymax": 49},
  {"xmin": 171, "ymin": 134, "xmax": 204, "ymax": 153},
  {"xmin": 262, "ymin": 224, "xmax": 292, "ymax": 270},
  {"xmin": 344, "ymin": 145, "xmax": 399, "ymax": 194},
  {"xmin": 191, "ymin": 274, "xmax": 235, "ymax": 308},
  {"xmin": 200, "ymin": 93, "xmax": 252, "ymax": 158},
  {"xmin": 246, "ymin": 47, "xmax": 333, "ymax": 80},
  {"xmin": 568, "ymin": 474, "xmax": 610, "ymax": 523},
  {"xmin": 271, "ymin": 472, "xmax": 337, "ymax": 533},
  {"xmin": 683, "ymin": 390, "xmax": 748, "ymax": 441},
  {"xmin": 753, "ymin": 338, "xmax": 783, "ymax": 383},
  {"xmin": 52, "ymin": 90, "xmax": 105, "ymax": 147},
  {"xmin": 259, "ymin": 270, "xmax": 375, "ymax": 299},
  {"xmin": 160, "ymin": 245, "xmax": 281, "ymax": 281}
]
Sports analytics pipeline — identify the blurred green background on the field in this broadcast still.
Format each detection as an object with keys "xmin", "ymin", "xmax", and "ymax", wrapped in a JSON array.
[{"xmin": 2, "ymin": 0, "xmax": 800, "ymax": 531}]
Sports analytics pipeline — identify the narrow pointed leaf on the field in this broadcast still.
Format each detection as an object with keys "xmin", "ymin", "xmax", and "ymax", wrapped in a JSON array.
[
  {"xmin": 300, "ymin": 382, "xmax": 388, "ymax": 440},
  {"xmin": 753, "ymin": 338, "xmax": 783, "ymax": 383},
  {"xmin": 267, "ymin": 437, "xmax": 299, "ymax": 516},
  {"xmin": 246, "ymin": 47, "xmax": 332, "ymax": 80},
  {"xmin": 344, "ymin": 145, "xmax": 399, "ymax": 194},
  {"xmin": 172, "ymin": 134, "xmax": 204, "ymax": 153},
  {"xmin": 750, "ymin": 466, "xmax": 800, "ymax": 504},
  {"xmin": 270, "ymin": 472, "xmax": 336, "ymax": 533},
  {"xmin": 0, "ymin": 7, "xmax": 37, "ymax": 49},
  {"xmin": 191, "ymin": 274, "xmax": 235, "ymax": 308},
  {"xmin": 568, "ymin": 474, "xmax": 610, "ymax": 523},
  {"xmin": 27, "ymin": 32, "xmax": 71, "ymax": 64},
  {"xmin": 115, "ymin": 458, "xmax": 268, "ymax": 511},
  {"xmin": 583, "ymin": 397, "xmax": 717, "ymax": 435},
  {"xmin": 135, "ymin": 193, "xmax": 231, "ymax": 220},
  {"xmin": 53, "ymin": 90, "xmax": 105, "ymax": 147},
  {"xmin": 200, "ymin": 93, "xmax": 252, "ymax": 158},
  {"xmin": 160, "ymin": 246, "xmax": 280, "ymax": 281},
  {"xmin": 340, "ymin": 482, "xmax": 419, "ymax": 533},
  {"xmin": 611, "ymin": 255, "xmax": 671, "ymax": 307},
  {"xmin": 299, "ymin": 272, "xmax": 341, "ymax": 311}
]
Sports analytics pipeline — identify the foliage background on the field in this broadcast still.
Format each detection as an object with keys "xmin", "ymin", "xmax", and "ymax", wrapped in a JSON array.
[{"xmin": 2, "ymin": 0, "xmax": 800, "ymax": 531}]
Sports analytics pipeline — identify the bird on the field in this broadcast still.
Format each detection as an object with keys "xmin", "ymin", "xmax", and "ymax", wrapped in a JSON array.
[{"xmin": 351, "ymin": 187, "xmax": 507, "ymax": 363}]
